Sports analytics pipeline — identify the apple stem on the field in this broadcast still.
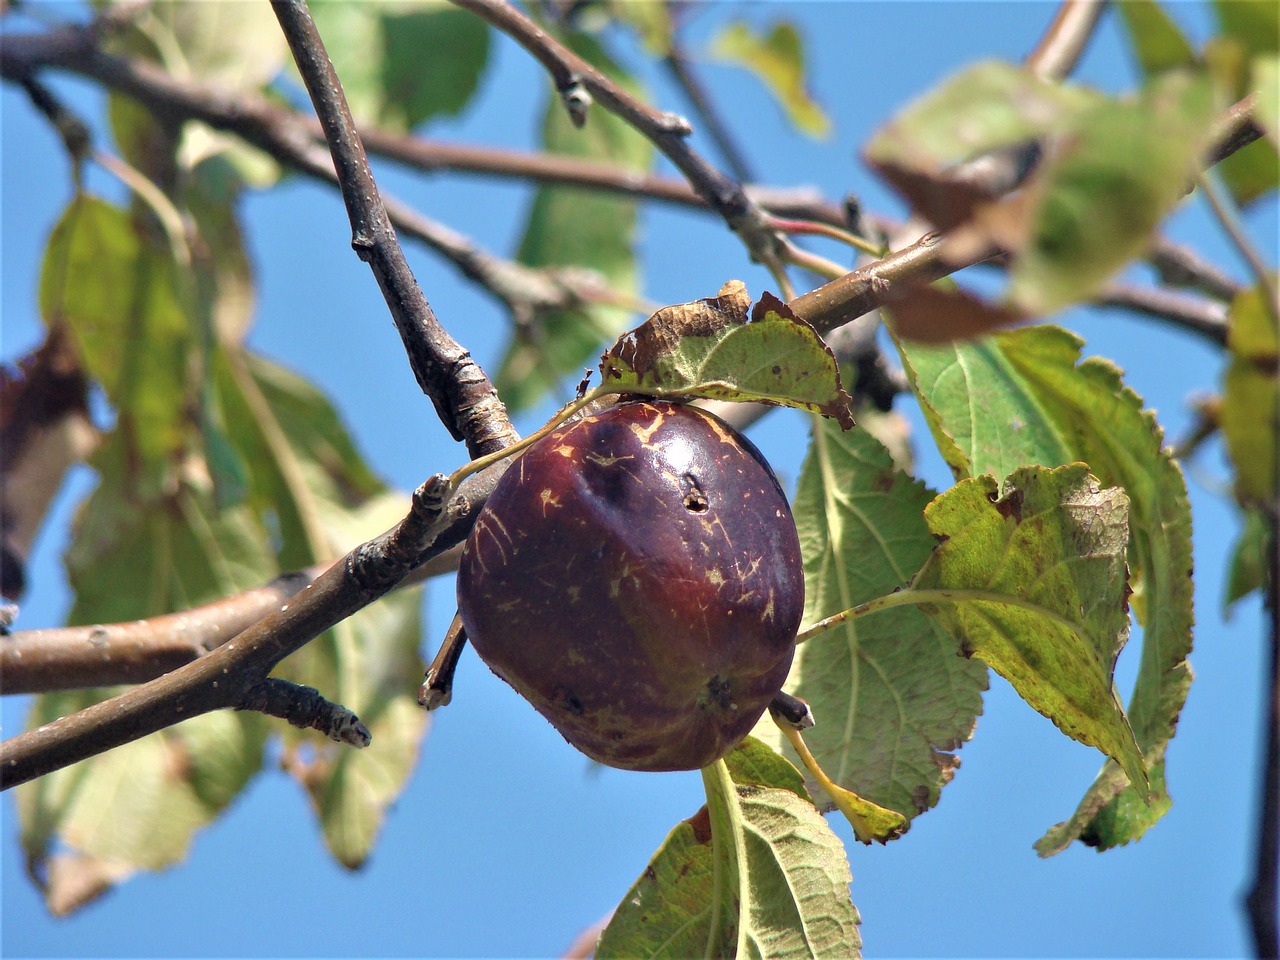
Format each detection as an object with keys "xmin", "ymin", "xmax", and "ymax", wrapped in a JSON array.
[{"xmin": 420, "ymin": 612, "xmax": 468, "ymax": 710}]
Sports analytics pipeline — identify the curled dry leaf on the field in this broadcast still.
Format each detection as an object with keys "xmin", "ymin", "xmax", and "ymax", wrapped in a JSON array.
[{"xmin": 600, "ymin": 280, "xmax": 855, "ymax": 427}]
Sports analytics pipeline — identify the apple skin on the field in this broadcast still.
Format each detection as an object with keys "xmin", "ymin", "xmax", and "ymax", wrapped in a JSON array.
[{"xmin": 456, "ymin": 399, "xmax": 803, "ymax": 772}]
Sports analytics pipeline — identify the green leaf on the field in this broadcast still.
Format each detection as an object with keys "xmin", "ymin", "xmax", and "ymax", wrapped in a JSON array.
[
  {"xmin": 149, "ymin": 0, "xmax": 288, "ymax": 90},
  {"xmin": 601, "ymin": 282, "xmax": 855, "ymax": 426},
  {"xmin": 865, "ymin": 61, "xmax": 1096, "ymax": 227},
  {"xmin": 1009, "ymin": 71, "xmax": 1217, "ymax": 314},
  {"xmin": 899, "ymin": 323, "xmax": 1193, "ymax": 849},
  {"xmin": 1215, "ymin": 136, "xmax": 1280, "ymax": 206},
  {"xmin": 1220, "ymin": 282, "xmax": 1279, "ymax": 507},
  {"xmin": 1116, "ymin": 0, "xmax": 1198, "ymax": 76},
  {"xmin": 709, "ymin": 20, "xmax": 831, "ymax": 138},
  {"xmin": 597, "ymin": 739, "xmax": 860, "ymax": 960},
  {"xmin": 18, "ymin": 429, "xmax": 277, "ymax": 914},
  {"xmin": 1255, "ymin": 54, "xmax": 1280, "ymax": 146},
  {"xmin": 39, "ymin": 194, "xmax": 192, "ymax": 463},
  {"xmin": 1225, "ymin": 508, "xmax": 1269, "ymax": 614},
  {"xmin": 308, "ymin": 0, "xmax": 490, "ymax": 133},
  {"xmin": 498, "ymin": 32, "xmax": 650, "ymax": 411},
  {"xmin": 217, "ymin": 351, "xmax": 383, "ymax": 569},
  {"xmin": 754, "ymin": 421, "xmax": 987, "ymax": 820},
  {"xmin": 867, "ymin": 61, "xmax": 1094, "ymax": 171},
  {"xmin": 218, "ymin": 351, "xmax": 426, "ymax": 867},
  {"xmin": 912, "ymin": 465, "xmax": 1147, "ymax": 797},
  {"xmin": 893, "ymin": 334, "xmax": 1075, "ymax": 481}
]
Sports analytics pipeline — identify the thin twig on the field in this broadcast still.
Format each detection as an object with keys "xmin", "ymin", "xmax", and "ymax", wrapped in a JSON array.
[
  {"xmin": 662, "ymin": 39, "xmax": 755, "ymax": 183},
  {"xmin": 237, "ymin": 677, "xmax": 371, "ymax": 746},
  {"xmin": 1150, "ymin": 238, "xmax": 1244, "ymax": 303},
  {"xmin": 1094, "ymin": 283, "xmax": 1229, "ymax": 346},
  {"xmin": 1024, "ymin": 0, "xmax": 1106, "ymax": 81},
  {"xmin": 1197, "ymin": 171, "xmax": 1280, "ymax": 325}
]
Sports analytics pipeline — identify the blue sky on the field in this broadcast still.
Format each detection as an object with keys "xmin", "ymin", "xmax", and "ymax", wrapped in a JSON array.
[{"xmin": 2, "ymin": 2, "xmax": 1276, "ymax": 957}]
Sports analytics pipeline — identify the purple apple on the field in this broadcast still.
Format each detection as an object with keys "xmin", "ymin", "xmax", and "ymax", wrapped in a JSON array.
[{"xmin": 456, "ymin": 400, "xmax": 804, "ymax": 771}]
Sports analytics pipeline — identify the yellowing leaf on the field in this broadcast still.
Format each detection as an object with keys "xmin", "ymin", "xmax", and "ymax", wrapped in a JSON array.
[
  {"xmin": 19, "ymin": 428, "xmax": 276, "ymax": 914},
  {"xmin": 912, "ymin": 465, "xmax": 1148, "ymax": 799},
  {"xmin": 897, "ymin": 324, "xmax": 1194, "ymax": 851},
  {"xmin": 710, "ymin": 20, "xmax": 831, "ymax": 138}
]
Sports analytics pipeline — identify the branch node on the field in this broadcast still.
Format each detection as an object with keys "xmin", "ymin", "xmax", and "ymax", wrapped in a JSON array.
[
  {"xmin": 558, "ymin": 74, "xmax": 592, "ymax": 128},
  {"xmin": 237, "ymin": 677, "xmax": 371, "ymax": 747}
]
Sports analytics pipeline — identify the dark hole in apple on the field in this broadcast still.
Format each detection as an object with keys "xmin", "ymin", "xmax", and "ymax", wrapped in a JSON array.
[{"xmin": 681, "ymin": 473, "xmax": 709, "ymax": 513}]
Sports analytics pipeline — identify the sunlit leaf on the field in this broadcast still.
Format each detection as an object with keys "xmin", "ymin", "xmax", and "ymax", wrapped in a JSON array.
[
  {"xmin": 865, "ymin": 61, "xmax": 1095, "ymax": 229},
  {"xmin": 1220, "ymin": 282, "xmax": 1279, "ymax": 507},
  {"xmin": 39, "ymin": 195, "xmax": 192, "ymax": 463},
  {"xmin": 601, "ymin": 282, "xmax": 854, "ymax": 424},
  {"xmin": 498, "ymin": 31, "xmax": 650, "ymax": 411},
  {"xmin": 1213, "ymin": 0, "xmax": 1280, "ymax": 58},
  {"xmin": 709, "ymin": 20, "xmax": 831, "ymax": 138},
  {"xmin": 754, "ymin": 421, "xmax": 986, "ymax": 820},
  {"xmin": 893, "ymin": 330, "xmax": 1074, "ymax": 482},
  {"xmin": 899, "ymin": 323, "xmax": 1193, "ymax": 850},
  {"xmin": 913, "ymin": 465, "xmax": 1147, "ymax": 796},
  {"xmin": 150, "ymin": 0, "xmax": 288, "ymax": 90},
  {"xmin": 597, "ymin": 739, "xmax": 860, "ymax": 959}
]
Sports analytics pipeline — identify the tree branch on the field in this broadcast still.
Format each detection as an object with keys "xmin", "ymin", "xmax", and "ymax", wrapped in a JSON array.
[
  {"xmin": 1093, "ymin": 283, "xmax": 1228, "ymax": 346},
  {"xmin": 1245, "ymin": 511, "xmax": 1279, "ymax": 959},
  {"xmin": 271, "ymin": 0, "xmax": 515, "ymax": 458},
  {"xmin": 1149, "ymin": 238, "xmax": 1244, "ymax": 304},
  {"xmin": 237, "ymin": 677, "xmax": 371, "ymax": 747},
  {"xmin": 0, "ymin": 22, "xmax": 607, "ymax": 366},
  {"xmin": 0, "ymin": 460, "xmax": 502, "ymax": 789},
  {"xmin": 0, "ymin": 547, "xmax": 464, "ymax": 695},
  {"xmin": 1024, "ymin": 0, "xmax": 1106, "ymax": 81},
  {"xmin": 450, "ymin": 0, "xmax": 787, "ymax": 270}
]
